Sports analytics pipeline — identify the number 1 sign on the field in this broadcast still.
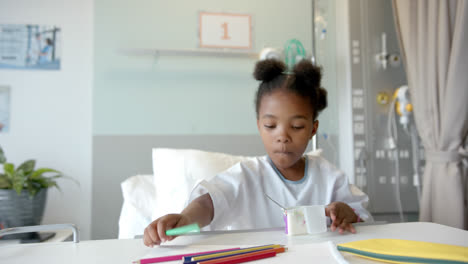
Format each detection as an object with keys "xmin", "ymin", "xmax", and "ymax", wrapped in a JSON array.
[{"xmin": 199, "ymin": 12, "xmax": 252, "ymax": 50}]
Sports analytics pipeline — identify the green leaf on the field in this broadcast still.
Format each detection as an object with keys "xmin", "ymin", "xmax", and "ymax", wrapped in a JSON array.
[
  {"xmin": 26, "ymin": 181, "xmax": 39, "ymax": 197},
  {"xmin": 30, "ymin": 180, "xmax": 42, "ymax": 189},
  {"xmin": 31, "ymin": 168, "xmax": 61, "ymax": 179},
  {"xmin": 4, "ymin": 163, "xmax": 15, "ymax": 182},
  {"xmin": 45, "ymin": 180, "xmax": 58, "ymax": 189},
  {"xmin": 4, "ymin": 163, "xmax": 15, "ymax": 175},
  {"xmin": 46, "ymin": 175, "xmax": 63, "ymax": 180},
  {"xmin": 48, "ymin": 181, "xmax": 62, "ymax": 193},
  {"xmin": 0, "ymin": 146, "xmax": 6, "ymax": 164},
  {"xmin": 0, "ymin": 173, "xmax": 11, "ymax": 188},
  {"xmin": 12, "ymin": 169, "xmax": 25, "ymax": 194},
  {"xmin": 31, "ymin": 177, "xmax": 48, "ymax": 188},
  {"xmin": 17, "ymin": 160, "xmax": 36, "ymax": 175}
]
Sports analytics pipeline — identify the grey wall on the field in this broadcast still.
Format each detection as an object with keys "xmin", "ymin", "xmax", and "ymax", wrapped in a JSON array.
[{"xmin": 92, "ymin": 134, "xmax": 266, "ymax": 239}]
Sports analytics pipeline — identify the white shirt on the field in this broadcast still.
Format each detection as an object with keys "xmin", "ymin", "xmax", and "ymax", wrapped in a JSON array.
[{"xmin": 188, "ymin": 155, "xmax": 372, "ymax": 231}]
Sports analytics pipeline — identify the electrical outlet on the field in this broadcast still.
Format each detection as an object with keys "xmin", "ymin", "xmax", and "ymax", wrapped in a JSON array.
[
  {"xmin": 354, "ymin": 122, "xmax": 365, "ymax": 134},
  {"xmin": 400, "ymin": 176, "xmax": 408, "ymax": 184},
  {"xmin": 352, "ymin": 40, "xmax": 360, "ymax": 47},
  {"xmin": 352, "ymin": 97, "xmax": 364, "ymax": 108},
  {"xmin": 354, "ymin": 115, "xmax": 365, "ymax": 122},
  {"xmin": 352, "ymin": 89, "xmax": 363, "ymax": 96},
  {"xmin": 355, "ymin": 140, "xmax": 365, "ymax": 148},
  {"xmin": 378, "ymin": 176, "xmax": 387, "ymax": 184}
]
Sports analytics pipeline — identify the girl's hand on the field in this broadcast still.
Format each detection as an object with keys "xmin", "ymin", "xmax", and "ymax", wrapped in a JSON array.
[
  {"xmin": 325, "ymin": 202, "xmax": 358, "ymax": 234},
  {"xmin": 143, "ymin": 214, "xmax": 192, "ymax": 247}
]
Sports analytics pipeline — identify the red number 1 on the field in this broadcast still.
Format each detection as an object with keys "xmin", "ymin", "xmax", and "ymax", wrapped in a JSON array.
[{"xmin": 221, "ymin": 22, "xmax": 230, "ymax": 40}]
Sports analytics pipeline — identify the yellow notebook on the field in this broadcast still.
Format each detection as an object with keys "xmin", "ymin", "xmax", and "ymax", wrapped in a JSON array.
[{"xmin": 337, "ymin": 239, "xmax": 468, "ymax": 264}]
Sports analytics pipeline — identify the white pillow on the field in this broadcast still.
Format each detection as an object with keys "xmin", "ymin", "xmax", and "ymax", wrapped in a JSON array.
[
  {"xmin": 151, "ymin": 148, "xmax": 253, "ymax": 220},
  {"xmin": 118, "ymin": 174, "xmax": 155, "ymax": 239}
]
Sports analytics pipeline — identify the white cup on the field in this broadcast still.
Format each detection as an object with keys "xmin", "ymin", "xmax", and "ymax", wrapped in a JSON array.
[
  {"xmin": 303, "ymin": 205, "xmax": 327, "ymax": 234},
  {"xmin": 285, "ymin": 205, "xmax": 326, "ymax": 235}
]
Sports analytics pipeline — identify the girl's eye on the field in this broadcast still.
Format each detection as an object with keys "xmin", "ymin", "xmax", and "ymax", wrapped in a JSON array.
[
  {"xmin": 264, "ymin": 124, "xmax": 275, "ymax": 129},
  {"xmin": 292, "ymin": 126, "xmax": 305, "ymax": 130}
]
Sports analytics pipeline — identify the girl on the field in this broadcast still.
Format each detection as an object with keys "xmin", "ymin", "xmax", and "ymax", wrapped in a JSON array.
[{"xmin": 144, "ymin": 59, "xmax": 372, "ymax": 247}]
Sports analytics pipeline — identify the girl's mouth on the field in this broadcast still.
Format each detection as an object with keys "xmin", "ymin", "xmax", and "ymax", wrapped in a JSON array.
[{"xmin": 275, "ymin": 151, "xmax": 292, "ymax": 155}]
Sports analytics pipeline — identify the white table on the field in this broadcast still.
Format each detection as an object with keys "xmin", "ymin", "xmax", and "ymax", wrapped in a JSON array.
[{"xmin": 0, "ymin": 222, "xmax": 467, "ymax": 264}]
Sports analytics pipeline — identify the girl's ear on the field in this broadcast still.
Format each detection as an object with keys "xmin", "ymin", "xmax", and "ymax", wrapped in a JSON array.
[
  {"xmin": 310, "ymin": 120, "xmax": 319, "ymax": 139},
  {"xmin": 257, "ymin": 118, "xmax": 261, "ymax": 131}
]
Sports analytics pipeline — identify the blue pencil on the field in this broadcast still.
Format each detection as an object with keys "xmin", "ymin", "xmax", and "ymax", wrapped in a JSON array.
[{"xmin": 183, "ymin": 247, "xmax": 280, "ymax": 264}]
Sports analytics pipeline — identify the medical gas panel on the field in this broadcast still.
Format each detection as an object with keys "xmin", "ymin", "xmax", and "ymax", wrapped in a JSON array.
[{"xmin": 347, "ymin": 0, "xmax": 424, "ymax": 215}]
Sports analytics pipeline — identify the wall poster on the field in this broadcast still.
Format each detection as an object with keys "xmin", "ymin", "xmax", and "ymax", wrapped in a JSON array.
[
  {"xmin": 0, "ymin": 86, "xmax": 10, "ymax": 133},
  {"xmin": 0, "ymin": 24, "xmax": 61, "ymax": 70}
]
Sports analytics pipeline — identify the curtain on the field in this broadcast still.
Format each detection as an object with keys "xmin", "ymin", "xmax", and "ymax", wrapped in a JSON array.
[{"xmin": 392, "ymin": 0, "xmax": 468, "ymax": 229}]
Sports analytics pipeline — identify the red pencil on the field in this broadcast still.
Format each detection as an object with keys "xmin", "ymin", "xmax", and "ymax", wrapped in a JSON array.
[
  {"xmin": 132, "ymin": 247, "xmax": 241, "ymax": 264},
  {"xmin": 196, "ymin": 248, "xmax": 285, "ymax": 264}
]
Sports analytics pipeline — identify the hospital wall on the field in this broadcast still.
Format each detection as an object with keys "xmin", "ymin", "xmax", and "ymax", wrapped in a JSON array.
[
  {"xmin": 0, "ymin": 0, "xmax": 343, "ymax": 240},
  {"xmin": 0, "ymin": 0, "xmax": 94, "ymax": 239}
]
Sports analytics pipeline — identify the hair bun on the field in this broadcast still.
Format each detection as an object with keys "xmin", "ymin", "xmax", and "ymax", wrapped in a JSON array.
[
  {"xmin": 315, "ymin": 87, "xmax": 328, "ymax": 112},
  {"xmin": 293, "ymin": 60, "xmax": 322, "ymax": 88},
  {"xmin": 253, "ymin": 59, "xmax": 286, "ymax": 82}
]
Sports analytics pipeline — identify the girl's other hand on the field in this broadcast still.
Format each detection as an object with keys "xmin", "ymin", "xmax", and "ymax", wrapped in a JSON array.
[
  {"xmin": 325, "ymin": 202, "xmax": 358, "ymax": 234},
  {"xmin": 143, "ymin": 214, "xmax": 192, "ymax": 247}
]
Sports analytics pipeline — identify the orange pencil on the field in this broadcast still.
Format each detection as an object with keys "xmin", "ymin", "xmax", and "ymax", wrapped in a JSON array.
[{"xmin": 196, "ymin": 247, "xmax": 286, "ymax": 264}]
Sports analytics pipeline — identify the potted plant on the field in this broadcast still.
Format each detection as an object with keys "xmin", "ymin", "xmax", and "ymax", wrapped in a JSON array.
[{"xmin": 0, "ymin": 146, "xmax": 64, "ymax": 239}]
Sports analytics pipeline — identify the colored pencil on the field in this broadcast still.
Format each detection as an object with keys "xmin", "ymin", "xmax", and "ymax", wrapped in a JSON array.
[
  {"xmin": 190, "ymin": 244, "xmax": 283, "ymax": 261},
  {"xmin": 196, "ymin": 249, "xmax": 280, "ymax": 264},
  {"xmin": 132, "ymin": 247, "xmax": 241, "ymax": 264},
  {"xmin": 182, "ymin": 244, "xmax": 278, "ymax": 262},
  {"xmin": 184, "ymin": 247, "xmax": 286, "ymax": 264}
]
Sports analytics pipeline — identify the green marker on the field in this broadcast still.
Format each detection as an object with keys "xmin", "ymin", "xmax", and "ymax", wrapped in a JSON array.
[{"xmin": 166, "ymin": 223, "xmax": 200, "ymax": 236}]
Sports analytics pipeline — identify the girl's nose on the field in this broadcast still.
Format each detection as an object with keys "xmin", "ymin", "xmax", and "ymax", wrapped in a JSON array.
[{"xmin": 276, "ymin": 131, "xmax": 290, "ymax": 143}]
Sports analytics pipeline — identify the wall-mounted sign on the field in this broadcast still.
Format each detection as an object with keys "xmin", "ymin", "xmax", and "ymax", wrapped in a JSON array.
[
  {"xmin": 199, "ymin": 12, "xmax": 252, "ymax": 50},
  {"xmin": 0, "ymin": 86, "xmax": 10, "ymax": 133},
  {"xmin": 0, "ymin": 24, "xmax": 61, "ymax": 70}
]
